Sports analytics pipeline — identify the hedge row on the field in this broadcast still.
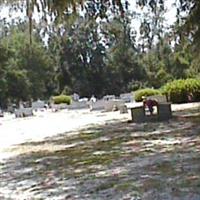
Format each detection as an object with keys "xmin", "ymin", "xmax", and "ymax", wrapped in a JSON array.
[
  {"xmin": 52, "ymin": 95, "xmax": 72, "ymax": 105},
  {"xmin": 134, "ymin": 88, "xmax": 161, "ymax": 102},
  {"xmin": 134, "ymin": 78, "xmax": 200, "ymax": 103},
  {"xmin": 162, "ymin": 78, "xmax": 200, "ymax": 103}
]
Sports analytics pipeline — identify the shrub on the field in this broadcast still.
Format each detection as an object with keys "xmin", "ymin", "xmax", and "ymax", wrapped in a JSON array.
[
  {"xmin": 52, "ymin": 95, "xmax": 72, "ymax": 105},
  {"xmin": 134, "ymin": 88, "xmax": 161, "ymax": 102},
  {"xmin": 162, "ymin": 78, "xmax": 200, "ymax": 103}
]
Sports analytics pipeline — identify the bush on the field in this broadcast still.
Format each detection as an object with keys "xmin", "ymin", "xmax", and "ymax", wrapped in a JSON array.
[
  {"xmin": 162, "ymin": 78, "xmax": 200, "ymax": 103},
  {"xmin": 52, "ymin": 95, "xmax": 72, "ymax": 105},
  {"xmin": 134, "ymin": 88, "xmax": 161, "ymax": 102}
]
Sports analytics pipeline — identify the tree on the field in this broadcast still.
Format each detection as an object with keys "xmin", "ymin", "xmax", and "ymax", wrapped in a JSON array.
[
  {"xmin": 178, "ymin": 0, "xmax": 200, "ymax": 47},
  {"xmin": 138, "ymin": 0, "xmax": 166, "ymax": 52},
  {"xmin": 0, "ymin": 24, "xmax": 56, "ymax": 104},
  {"xmin": 104, "ymin": 13, "xmax": 146, "ymax": 94},
  {"xmin": 0, "ymin": 0, "xmax": 128, "ymax": 46},
  {"xmin": 6, "ymin": 70, "xmax": 30, "ymax": 103},
  {"xmin": 48, "ymin": 16, "xmax": 109, "ymax": 97},
  {"xmin": 0, "ymin": 44, "xmax": 10, "ymax": 107}
]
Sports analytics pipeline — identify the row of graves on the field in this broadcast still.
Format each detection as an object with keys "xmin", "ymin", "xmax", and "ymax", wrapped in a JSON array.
[
  {"xmin": 11, "ymin": 93, "xmax": 172, "ymax": 122},
  {"xmin": 52, "ymin": 93, "xmax": 172, "ymax": 122},
  {"xmin": 14, "ymin": 100, "xmax": 47, "ymax": 118},
  {"xmin": 51, "ymin": 93, "xmax": 134, "ymax": 112},
  {"xmin": 0, "ymin": 100, "xmax": 49, "ymax": 118},
  {"xmin": 82, "ymin": 93, "xmax": 134, "ymax": 112},
  {"xmin": 12, "ymin": 93, "xmax": 134, "ymax": 118}
]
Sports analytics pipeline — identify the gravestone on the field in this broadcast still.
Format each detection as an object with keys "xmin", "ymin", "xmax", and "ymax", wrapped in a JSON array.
[
  {"xmin": 130, "ymin": 99, "xmax": 172, "ymax": 123},
  {"xmin": 103, "ymin": 95, "xmax": 116, "ymax": 101},
  {"xmin": 32, "ymin": 100, "xmax": 45, "ymax": 110},
  {"xmin": 104, "ymin": 100, "xmax": 125, "ymax": 112},
  {"xmin": 119, "ymin": 105, "xmax": 128, "ymax": 114},
  {"xmin": 158, "ymin": 103, "xmax": 172, "ymax": 120},
  {"xmin": 89, "ymin": 100, "xmax": 105, "ymax": 111},
  {"xmin": 131, "ymin": 106, "xmax": 145, "ymax": 123},
  {"xmin": 15, "ymin": 108, "xmax": 33, "ymax": 118},
  {"xmin": 120, "ymin": 93, "xmax": 134, "ymax": 102}
]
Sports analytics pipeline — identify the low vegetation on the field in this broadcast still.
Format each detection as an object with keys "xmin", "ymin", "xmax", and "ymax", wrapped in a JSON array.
[
  {"xmin": 52, "ymin": 95, "xmax": 72, "ymax": 105},
  {"xmin": 162, "ymin": 79, "xmax": 200, "ymax": 103},
  {"xmin": 134, "ymin": 88, "xmax": 161, "ymax": 102},
  {"xmin": 134, "ymin": 78, "xmax": 200, "ymax": 103}
]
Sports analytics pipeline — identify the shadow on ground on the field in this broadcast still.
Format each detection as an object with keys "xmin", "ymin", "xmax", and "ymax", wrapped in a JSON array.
[{"xmin": 0, "ymin": 115, "xmax": 200, "ymax": 200}]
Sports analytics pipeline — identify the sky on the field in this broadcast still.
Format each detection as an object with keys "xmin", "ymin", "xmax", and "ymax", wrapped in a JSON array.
[
  {"xmin": 129, "ymin": 0, "xmax": 176, "ymax": 25},
  {"xmin": 161, "ymin": 0, "xmax": 177, "ymax": 26}
]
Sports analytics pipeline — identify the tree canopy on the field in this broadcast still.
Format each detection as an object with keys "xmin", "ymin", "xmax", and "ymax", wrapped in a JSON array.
[{"xmin": 0, "ymin": 0, "xmax": 199, "ymax": 107}]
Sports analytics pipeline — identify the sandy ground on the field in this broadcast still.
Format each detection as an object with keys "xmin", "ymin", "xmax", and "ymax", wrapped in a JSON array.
[
  {"xmin": 171, "ymin": 102, "xmax": 200, "ymax": 111},
  {"xmin": 0, "ymin": 102, "xmax": 200, "ymax": 199},
  {"xmin": 0, "ymin": 102, "xmax": 199, "ymax": 158},
  {"xmin": 0, "ymin": 109, "xmax": 129, "ymax": 152}
]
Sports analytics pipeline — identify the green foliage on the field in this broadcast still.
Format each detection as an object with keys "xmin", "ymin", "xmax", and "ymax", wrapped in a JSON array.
[
  {"xmin": 50, "ymin": 17, "xmax": 109, "ymax": 97},
  {"xmin": 134, "ymin": 88, "xmax": 161, "ymax": 102},
  {"xmin": 162, "ymin": 79, "xmax": 200, "ymax": 103},
  {"xmin": 52, "ymin": 95, "xmax": 72, "ymax": 105},
  {"xmin": 105, "ymin": 14, "xmax": 147, "ymax": 95},
  {"xmin": 6, "ymin": 70, "xmax": 30, "ymax": 102},
  {"xmin": 127, "ymin": 80, "xmax": 146, "ymax": 92},
  {"xmin": 0, "ymin": 27, "xmax": 56, "ymax": 105},
  {"xmin": 0, "ymin": 1, "xmax": 200, "ymax": 107},
  {"xmin": 61, "ymin": 86, "xmax": 72, "ymax": 95}
]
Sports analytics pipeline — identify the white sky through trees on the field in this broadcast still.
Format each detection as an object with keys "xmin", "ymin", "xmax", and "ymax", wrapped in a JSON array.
[
  {"xmin": 0, "ymin": 0, "xmax": 176, "ymax": 44},
  {"xmin": 0, "ymin": 0, "xmax": 176, "ymax": 24}
]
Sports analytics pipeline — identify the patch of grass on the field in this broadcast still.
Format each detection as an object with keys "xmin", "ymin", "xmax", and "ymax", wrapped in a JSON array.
[{"xmin": 115, "ymin": 181, "xmax": 139, "ymax": 191}]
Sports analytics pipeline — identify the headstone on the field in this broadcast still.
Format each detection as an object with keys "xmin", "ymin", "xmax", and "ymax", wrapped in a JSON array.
[
  {"xmin": 72, "ymin": 93, "xmax": 80, "ymax": 101},
  {"xmin": 7, "ymin": 104, "xmax": 16, "ymax": 113},
  {"xmin": 119, "ymin": 105, "xmax": 128, "ymax": 114},
  {"xmin": 67, "ymin": 101, "xmax": 88, "ymax": 110},
  {"xmin": 158, "ymin": 103, "xmax": 172, "ymax": 120},
  {"xmin": 103, "ymin": 95, "xmax": 115, "ymax": 101},
  {"xmin": 15, "ymin": 108, "xmax": 33, "ymax": 118},
  {"xmin": 131, "ymin": 106, "xmax": 145, "ymax": 123},
  {"xmin": 120, "ymin": 93, "xmax": 134, "ymax": 102},
  {"xmin": 104, "ymin": 100, "xmax": 125, "ymax": 112},
  {"xmin": 130, "ymin": 102, "xmax": 172, "ymax": 123},
  {"xmin": 89, "ymin": 99, "xmax": 105, "ymax": 111},
  {"xmin": 32, "ymin": 100, "xmax": 46, "ymax": 110}
]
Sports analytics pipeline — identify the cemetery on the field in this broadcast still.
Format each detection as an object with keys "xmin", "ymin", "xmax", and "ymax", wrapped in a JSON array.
[
  {"xmin": 0, "ymin": 0, "xmax": 200, "ymax": 199},
  {"xmin": 5, "ymin": 93, "xmax": 134, "ymax": 118}
]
